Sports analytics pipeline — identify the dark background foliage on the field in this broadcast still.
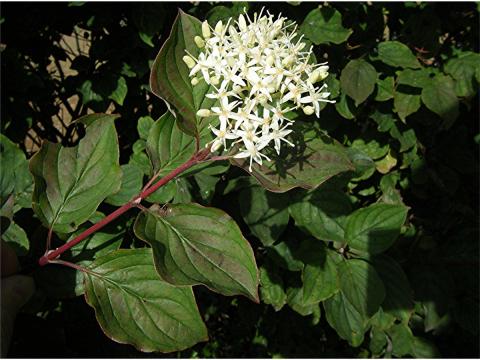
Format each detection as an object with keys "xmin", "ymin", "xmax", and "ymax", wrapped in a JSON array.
[{"xmin": 1, "ymin": 2, "xmax": 479, "ymax": 358}]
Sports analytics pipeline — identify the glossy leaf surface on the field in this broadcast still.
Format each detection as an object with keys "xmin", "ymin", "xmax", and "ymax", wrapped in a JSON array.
[
  {"xmin": 134, "ymin": 203, "xmax": 259, "ymax": 301},
  {"xmin": 84, "ymin": 249, "xmax": 208, "ymax": 353},
  {"xmin": 30, "ymin": 114, "xmax": 121, "ymax": 233}
]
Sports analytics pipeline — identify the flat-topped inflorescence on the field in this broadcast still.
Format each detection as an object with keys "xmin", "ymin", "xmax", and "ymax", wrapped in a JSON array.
[{"xmin": 183, "ymin": 8, "xmax": 334, "ymax": 171}]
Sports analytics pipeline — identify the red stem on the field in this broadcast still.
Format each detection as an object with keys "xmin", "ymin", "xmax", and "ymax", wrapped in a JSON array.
[{"xmin": 38, "ymin": 148, "xmax": 211, "ymax": 267}]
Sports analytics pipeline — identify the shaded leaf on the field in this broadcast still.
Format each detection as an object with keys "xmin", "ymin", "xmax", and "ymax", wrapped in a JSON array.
[
  {"xmin": 345, "ymin": 203, "xmax": 408, "ymax": 254},
  {"xmin": 134, "ymin": 203, "xmax": 259, "ymax": 301},
  {"xmin": 444, "ymin": 51, "xmax": 480, "ymax": 98},
  {"xmin": 377, "ymin": 41, "xmax": 421, "ymax": 69},
  {"xmin": 109, "ymin": 76, "xmax": 128, "ymax": 106},
  {"xmin": 375, "ymin": 76, "xmax": 394, "ymax": 101},
  {"xmin": 230, "ymin": 123, "xmax": 354, "ymax": 193},
  {"xmin": 290, "ymin": 188, "xmax": 351, "ymax": 242},
  {"xmin": 394, "ymin": 91, "xmax": 421, "ymax": 122},
  {"xmin": 0, "ymin": 134, "xmax": 33, "ymax": 210},
  {"xmin": 137, "ymin": 116, "xmax": 155, "ymax": 140},
  {"xmin": 324, "ymin": 291, "xmax": 368, "ymax": 347},
  {"xmin": 338, "ymin": 259, "xmax": 385, "ymax": 318},
  {"xmin": 421, "ymin": 74, "xmax": 459, "ymax": 128},
  {"xmin": 105, "ymin": 164, "xmax": 144, "ymax": 206},
  {"xmin": 259, "ymin": 263, "xmax": 286, "ymax": 311},
  {"xmin": 300, "ymin": 6, "xmax": 352, "ymax": 45},
  {"xmin": 240, "ymin": 185, "xmax": 289, "ymax": 246},
  {"xmin": 397, "ymin": 69, "xmax": 431, "ymax": 88},
  {"xmin": 374, "ymin": 256, "xmax": 414, "ymax": 322},
  {"xmin": 300, "ymin": 242, "xmax": 340, "ymax": 304},
  {"xmin": 3, "ymin": 221, "xmax": 29, "ymax": 256},
  {"xmin": 340, "ymin": 59, "xmax": 377, "ymax": 106}
]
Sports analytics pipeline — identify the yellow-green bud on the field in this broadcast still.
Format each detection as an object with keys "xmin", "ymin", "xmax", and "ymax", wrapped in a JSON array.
[
  {"xmin": 202, "ymin": 20, "xmax": 211, "ymax": 39},
  {"xmin": 210, "ymin": 76, "xmax": 220, "ymax": 85},
  {"xmin": 191, "ymin": 77, "xmax": 199, "ymax": 86},
  {"xmin": 194, "ymin": 36, "xmax": 205, "ymax": 48},
  {"xmin": 182, "ymin": 55, "xmax": 195, "ymax": 69},
  {"xmin": 238, "ymin": 14, "xmax": 247, "ymax": 31},
  {"xmin": 214, "ymin": 20, "xmax": 223, "ymax": 34},
  {"xmin": 282, "ymin": 55, "xmax": 294, "ymax": 67},
  {"xmin": 266, "ymin": 55, "xmax": 275, "ymax": 67},
  {"xmin": 303, "ymin": 106, "xmax": 315, "ymax": 115},
  {"xmin": 197, "ymin": 109, "xmax": 211, "ymax": 117}
]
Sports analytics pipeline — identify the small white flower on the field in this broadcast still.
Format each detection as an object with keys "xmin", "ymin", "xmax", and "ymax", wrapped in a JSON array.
[{"xmin": 184, "ymin": 8, "xmax": 335, "ymax": 168}]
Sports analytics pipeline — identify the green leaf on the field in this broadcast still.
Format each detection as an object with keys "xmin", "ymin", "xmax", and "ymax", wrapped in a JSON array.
[
  {"xmin": 30, "ymin": 114, "xmax": 122, "ymax": 233},
  {"xmin": 84, "ymin": 249, "xmax": 208, "ymax": 353},
  {"xmin": 146, "ymin": 112, "xmax": 196, "ymax": 176},
  {"xmin": 370, "ymin": 108, "xmax": 395, "ymax": 133},
  {"xmin": 150, "ymin": 10, "xmax": 216, "ymax": 135},
  {"xmin": 78, "ymin": 80, "xmax": 103, "ymax": 105},
  {"xmin": 338, "ymin": 259, "xmax": 385, "ymax": 318},
  {"xmin": 137, "ymin": 116, "xmax": 155, "ymax": 140},
  {"xmin": 0, "ymin": 134, "xmax": 33, "ymax": 211},
  {"xmin": 300, "ymin": 6, "xmax": 352, "ymax": 45},
  {"xmin": 286, "ymin": 286, "xmax": 322, "ymax": 317},
  {"xmin": 324, "ymin": 291, "xmax": 368, "ymax": 347},
  {"xmin": 377, "ymin": 41, "xmax": 421, "ymax": 69},
  {"xmin": 345, "ymin": 203, "xmax": 408, "ymax": 254},
  {"xmin": 146, "ymin": 180, "xmax": 176, "ymax": 204},
  {"xmin": 35, "ymin": 215, "xmax": 126, "ymax": 299},
  {"xmin": 397, "ymin": 69, "xmax": 431, "ymax": 88},
  {"xmin": 230, "ymin": 123, "xmax": 354, "ymax": 193},
  {"xmin": 266, "ymin": 240, "xmax": 304, "ymax": 272},
  {"xmin": 240, "ymin": 185, "xmax": 289, "ymax": 246},
  {"xmin": 394, "ymin": 91, "xmax": 421, "ymax": 122},
  {"xmin": 340, "ymin": 59, "xmax": 377, "ymax": 106},
  {"xmin": 259, "ymin": 263, "xmax": 286, "ymax": 311},
  {"xmin": 373, "ymin": 256, "xmax": 413, "ymax": 322},
  {"xmin": 335, "ymin": 92, "xmax": 357, "ymax": 119},
  {"xmin": 444, "ymin": 52, "xmax": 480, "ymax": 98},
  {"xmin": 67, "ymin": 216, "xmax": 126, "ymax": 261},
  {"xmin": 3, "ymin": 221, "xmax": 29, "ymax": 256},
  {"xmin": 134, "ymin": 203, "xmax": 259, "ymax": 301},
  {"xmin": 351, "ymin": 138, "xmax": 389, "ymax": 161},
  {"xmin": 369, "ymin": 327, "xmax": 387, "ymax": 355},
  {"xmin": 289, "ymin": 188, "xmax": 351, "ymax": 242},
  {"xmin": 193, "ymin": 173, "xmax": 219, "ymax": 203},
  {"xmin": 386, "ymin": 324, "xmax": 414, "ymax": 357},
  {"xmin": 411, "ymin": 336, "xmax": 441, "ymax": 357},
  {"xmin": 421, "ymin": 74, "xmax": 459, "ymax": 128},
  {"xmin": 300, "ymin": 242, "xmax": 340, "ymax": 304},
  {"xmin": 105, "ymin": 164, "xmax": 144, "ymax": 206},
  {"xmin": 375, "ymin": 76, "xmax": 394, "ymax": 101},
  {"xmin": 109, "ymin": 76, "xmax": 128, "ymax": 106},
  {"xmin": 145, "ymin": 112, "xmax": 214, "ymax": 179}
]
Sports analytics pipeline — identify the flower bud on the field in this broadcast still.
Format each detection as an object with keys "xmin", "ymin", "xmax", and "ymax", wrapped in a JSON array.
[
  {"xmin": 197, "ymin": 109, "xmax": 211, "ymax": 117},
  {"xmin": 303, "ymin": 106, "xmax": 315, "ymax": 115},
  {"xmin": 317, "ymin": 65, "xmax": 329, "ymax": 81},
  {"xmin": 194, "ymin": 36, "xmax": 205, "ymax": 48},
  {"xmin": 182, "ymin": 55, "xmax": 196, "ymax": 69},
  {"xmin": 210, "ymin": 76, "xmax": 220, "ymax": 85},
  {"xmin": 191, "ymin": 77, "xmax": 199, "ymax": 86},
  {"xmin": 238, "ymin": 14, "xmax": 247, "ymax": 31},
  {"xmin": 202, "ymin": 21, "xmax": 211, "ymax": 39},
  {"xmin": 214, "ymin": 20, "xmax": 223, "ymax": 34},
  {"xmin": 282, "ymin": 55, "xmax": 294, "ymax": 67},
  {"xmin": 266, "ymin": 55, "xmax": 275, "ymax": 67}
]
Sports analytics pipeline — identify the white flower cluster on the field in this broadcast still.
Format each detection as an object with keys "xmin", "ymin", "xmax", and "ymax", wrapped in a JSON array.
[{"xmin": 183, "ymin": 9, "xmax": 334, "ymax": 171}]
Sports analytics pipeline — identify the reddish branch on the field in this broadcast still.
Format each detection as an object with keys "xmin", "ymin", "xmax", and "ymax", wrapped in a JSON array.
[{"xmin": 38, "ymin": 148, "xmax": 211, "ymax": 267}]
